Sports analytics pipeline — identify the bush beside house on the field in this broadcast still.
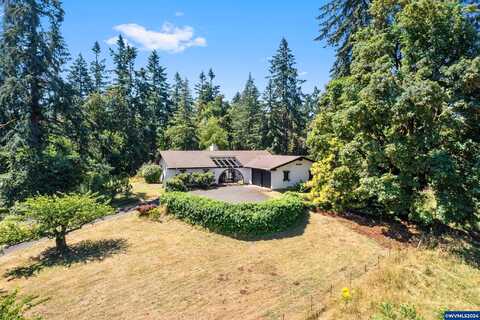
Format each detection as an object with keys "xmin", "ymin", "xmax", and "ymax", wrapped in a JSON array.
[{"xmin": 165, "ymin": 172, "xmax": 215, "ymax": 192}]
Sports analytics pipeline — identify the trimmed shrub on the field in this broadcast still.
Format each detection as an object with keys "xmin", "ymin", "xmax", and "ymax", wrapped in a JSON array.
[
  {"xmin": 140, "ymin": 164, "xmax": 162, "ymax": 184},
  {"xmin": 159, "ymin": 192, "xmax": 306, "ymax": 235},
  {"xmin": 165, "ymin": 177, "xmax": 188, "ymax": 192},
  {"xmin": 165, "ymin": 172, "xmax": 214, "ymax": 191}
]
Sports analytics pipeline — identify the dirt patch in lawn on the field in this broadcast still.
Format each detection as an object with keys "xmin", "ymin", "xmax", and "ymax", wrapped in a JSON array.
[
  {"xmin": 317, "ymin": 210, "xmax": 422, "ymax": 249},
  {"xmin": 0, "ymin": 212, "xmax": 386, "ymax": 320}
]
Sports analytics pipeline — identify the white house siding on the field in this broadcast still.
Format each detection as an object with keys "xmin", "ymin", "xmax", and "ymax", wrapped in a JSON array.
[
  {"xmin": 160, "ymin": 165, "xmax": 252, "ymax": 185},
  {"xmin": 270, "ymin": 160, "xmax": 312, "ymax": 190}
]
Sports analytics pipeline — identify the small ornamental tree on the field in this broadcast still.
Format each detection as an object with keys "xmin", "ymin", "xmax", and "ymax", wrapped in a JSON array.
[{"xmin": 20, "ymin": 194, "xmax": 113, "ymax": 254}]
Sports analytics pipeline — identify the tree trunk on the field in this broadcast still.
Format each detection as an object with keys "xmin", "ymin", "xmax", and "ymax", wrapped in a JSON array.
[{"xmin": 55, "ymin": 233, "xmax": 68, "ymax": 254}]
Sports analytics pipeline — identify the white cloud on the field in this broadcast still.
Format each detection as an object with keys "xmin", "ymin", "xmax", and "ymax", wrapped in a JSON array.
[
  {"xmin": 175, "ymin": 11, "xmax": 184, "ymax": 17},
  {"xmin": 108, "ymin": 22, "xmax": 206, "ymax": 53},
  {"xmin": 105, "ymin": 35, "xmax": 131, "ymax": 46},
  {"xmin": 299, "ymin": 71, "xmax": 308, "ymax": 76}
]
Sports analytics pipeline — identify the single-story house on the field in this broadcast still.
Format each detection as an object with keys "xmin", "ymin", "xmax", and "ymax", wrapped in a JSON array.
[{"xmin": 159, "ymin": 147, "xmax": 314, "ymax": 190}]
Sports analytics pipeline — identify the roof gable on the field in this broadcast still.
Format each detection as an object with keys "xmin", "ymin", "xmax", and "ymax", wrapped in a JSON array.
[{"xmin": 159, "ymin": 150, "xmax": 271, "ymax": 169}]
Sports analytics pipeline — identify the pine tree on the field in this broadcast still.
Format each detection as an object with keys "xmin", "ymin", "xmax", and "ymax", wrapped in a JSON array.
[
  {"xmin": 90, "ymin": 41, "xmax": 107, "ymax": 92},
  {"xmin": 316, "ymin": 0, "xmax": 371, "ymax": 77},
  {"xmin": 166, "ymin": 76, "xmax": 197, "ymax": 150},
  {"xmin": 195, "ymin": 68, "xmax": 220, "ymax": 121},
  {"xmin": 146, "ymin": 50, "xmax": 170, "ymax": 127},
  {"xmin": 110, "ymin": 35, "xmax": 137, "ymax": 96},
  {"xmin": 0, "ymin": 0, "xmax": 85, "ymax": 204},
  {"xmin": 229, "ymin": 74, "xmax": 262, "ymax": 150},
  {"xmin": 68, "ymin": 54, "xmax": 93, "ymax": 99},
  {"xmin": 267, "ymin": 38, "xmax": 305, "ymax": 155}
]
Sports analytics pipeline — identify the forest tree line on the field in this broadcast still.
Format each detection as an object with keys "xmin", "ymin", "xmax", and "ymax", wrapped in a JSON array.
[
  {"xmin": 1, "ymin": 0, "xmax": 479, "ymax": 230},
  {"xmin": 0, "ymin": 0, "xmax": 318, "ymax": 206}
]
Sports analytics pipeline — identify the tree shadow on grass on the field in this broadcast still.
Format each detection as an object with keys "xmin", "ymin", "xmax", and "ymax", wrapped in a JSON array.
[
  {"xmin": 4, "ymin": 238, "xmax": 128, "ymax": 281},
  {"xmin": 233, "ymin": 212, "xmax": 310, "ymax": 242}
]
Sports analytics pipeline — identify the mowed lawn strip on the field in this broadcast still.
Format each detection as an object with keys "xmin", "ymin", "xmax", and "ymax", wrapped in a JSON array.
[{"xmin": 0, "ymin": 212, "xmax": 385, "ymax": 320}]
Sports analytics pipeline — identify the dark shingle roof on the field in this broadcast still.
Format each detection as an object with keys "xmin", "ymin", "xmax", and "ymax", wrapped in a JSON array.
[{"xmin": 244, "ymin": 155, "xmax": 313, "ymax": 170}]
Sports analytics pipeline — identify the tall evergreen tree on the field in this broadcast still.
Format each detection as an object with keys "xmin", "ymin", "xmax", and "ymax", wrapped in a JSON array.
[
  {"xmin": 195, "ymin": 68, "xmax": 220, "ymax": 121},
  {"xmin": 267, "ymin": 38, "xmax": 305, "ymax": 155},
  {"xmin": 68, "ymin": 54, "xmax": 93, "ymax": 99},
  {"xmin": 229, "ymin": 74, "xmax": 262, "ymax": 150},
  {"xmin": 90, "ymin": 41, "xmax": 107, "ymax": 92},
  {"xmin": 166, "ymin": 76, "xmax": 197, "ymax": 150},
  {"xmin": 0, "ymin": 0, "xmax": 79, "ymax": 204},
  {"xmin": 316, "ymin": 0, "xmax": 371, "ymax": 77}
]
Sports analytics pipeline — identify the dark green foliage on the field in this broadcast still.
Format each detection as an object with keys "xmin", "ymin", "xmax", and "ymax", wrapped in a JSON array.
[
  {"xmin": 0, "ymin": 0, "xmax": 71, "ymax": 204},
  {"xmin": 229, "ymin": 74, "xmax": 263, "ymax": 150},
  {"xmin": 316, "ymin": 0, "xmax": 371, "ymax": 77},
  {"xmin": 165, "ymin": 74, "xmax": 197, "ymax": 150},
  {"xmin": 159, "ymin": 192, "xmax": 306, "ymax": 235},
  {"xmin": 0, "ymin": 290, "xmax": 43, "ymax": 320},
  {"xmin": 265, "ymin": 39, "xmax": 306, "ymax": 155},
  {"xmin": 140, "ymin": 164, "xmax": 162, "ymax": 184},
  {"xmin": 307, "ymin": 0, "xmax": 480, "ymax": 227}
]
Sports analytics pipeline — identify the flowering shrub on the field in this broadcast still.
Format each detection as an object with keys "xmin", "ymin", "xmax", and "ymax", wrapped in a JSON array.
[{"xmin": 136, "ymin": 204, "xmax": 157, "ymax": 216}]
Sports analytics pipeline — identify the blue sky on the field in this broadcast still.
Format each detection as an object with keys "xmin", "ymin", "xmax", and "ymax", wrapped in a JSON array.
[{"xmin": 62, "ymin": 0, "xmax": 335, "ymax": 99}]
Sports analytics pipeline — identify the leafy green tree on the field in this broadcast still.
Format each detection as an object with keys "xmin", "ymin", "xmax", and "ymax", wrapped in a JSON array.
[
  {"xmin": 307, "ymin": 0, "xmax": 480, "ymax": 227},
  {"xmin": 316, "ymin": 0, "xmax": 371, "ymax": 77},
  {"xmin": 198, "ymin": 117, "xmax": 229, "ymax": 150},
  {"xmin": 267, "ymin": 38, "xmax": 305, "ymax": 155},
  {"xmin": 20, "ymin": 193, "xmax": 113, "ymax": 254}
]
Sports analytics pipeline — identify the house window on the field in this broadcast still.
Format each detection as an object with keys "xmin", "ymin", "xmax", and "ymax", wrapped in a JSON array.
[
  {"xmin": 203, "ymin": 169, "xmax": 210, "ymax": 173},
  {"xmin": 179, "ymin": 169, "xmax": 186, "ymax": 173},
  {"xmin": 283, "ymin": 171, "xmax": 290, "ymax": 182}
]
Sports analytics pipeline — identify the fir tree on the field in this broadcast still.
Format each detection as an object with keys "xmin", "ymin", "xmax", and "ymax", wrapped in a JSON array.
[
  {"xmin": 90, "ymin": 41, "xmax": 107, "ymax": 92},
  {"xmin": 0, "ymin": 0, "xmax": 75, "ymax": 204},
  {"xmin": 229, "ymin": 74, "xmax": 262, "ymax": 150},
  {"xmin": 267, "ymin": 38, "xmax": 305, "ymax": 155},
  {"xmin": 166, "ymin": 76, "xmax": 197, "ymax": 150},
  {"xmin": 68, "ymin": 54, "xmax": 93, "ymax": 99},
  {"xmin": 316, "ymin": 0, "xmax": 371, "ymax": 77}
]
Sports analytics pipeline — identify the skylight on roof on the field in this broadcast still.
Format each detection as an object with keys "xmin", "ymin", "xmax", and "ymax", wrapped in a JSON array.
[{"xmin": 211, "ymin": 157, "xmax": 242, "ymax": 168}]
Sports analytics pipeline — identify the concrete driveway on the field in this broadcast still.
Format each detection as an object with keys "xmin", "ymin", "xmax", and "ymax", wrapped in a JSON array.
[{"xmin": 190, "ymin": 185, "xmax": 280, "ymax": 203}]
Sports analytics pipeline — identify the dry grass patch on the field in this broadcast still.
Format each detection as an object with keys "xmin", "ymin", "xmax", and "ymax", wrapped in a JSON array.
[
  {"xmin": 0, "ymin": 212, "xmax": 385, "ymax": 320},
  {"xmin": 320, "ymin": 246, "xmax": 480, "ymax": 319}
]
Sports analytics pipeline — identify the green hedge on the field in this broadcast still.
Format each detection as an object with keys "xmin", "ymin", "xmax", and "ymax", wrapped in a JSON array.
[{"xmin": 159, "ymin": 192, "xmax": 306, "ymax": 235}]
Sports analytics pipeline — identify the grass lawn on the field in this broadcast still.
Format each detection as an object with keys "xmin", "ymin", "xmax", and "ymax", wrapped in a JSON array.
[
  {"xmin": 111, "ymin": 177, "xmax": 163, "ymax": 208},
  {"xmin": 0, "ymin": 208, "xmax": 478, "ymax": 319},
  {"xmin": 0, "ymin": 212, "xmax": 386, "ymax": 320}
]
